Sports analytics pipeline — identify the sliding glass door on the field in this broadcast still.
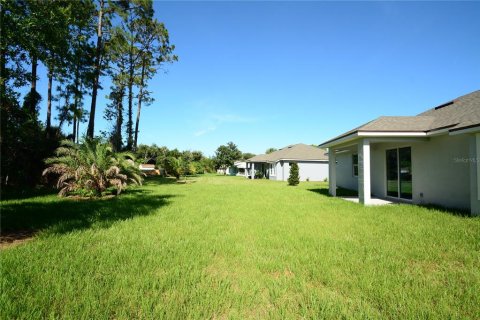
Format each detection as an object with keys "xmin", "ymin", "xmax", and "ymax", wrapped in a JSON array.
[{"xmin": 386, "ymin": 147, "xmax": 412, "ymax": 199}]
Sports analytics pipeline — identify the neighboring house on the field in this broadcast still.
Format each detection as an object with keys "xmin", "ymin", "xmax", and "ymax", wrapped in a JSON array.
[
  {"xmin": 319, "ymin": 90, "xmax": 480, "ymax": 215},
  {"xmin": 139, "ymin": 164, "xmax": 160, "ymax": 176},
  {"xmin": 217, "ymin": 161, "xmax": 248, "ymax": 176},
  {"xmin": 246, "ymin": 143, "xmax": 329, "ymax": 181},
  {"xmin": 233, "ymin": 161, "xmax": 247, "ymax": 177}
]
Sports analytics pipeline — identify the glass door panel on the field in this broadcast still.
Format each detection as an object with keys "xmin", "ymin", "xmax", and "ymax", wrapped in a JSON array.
[
  {"xmin": 386, "ymin": 149, "xmax": 398, "ymax": 197},
  {"xmin": 399, "ymin": 147, "xmax": 412, "ymax": 199}
]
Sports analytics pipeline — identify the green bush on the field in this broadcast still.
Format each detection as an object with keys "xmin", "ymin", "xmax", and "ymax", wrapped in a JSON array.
[
  {"xmin": 288, "ymin": 162, "xmax": 300, "ymax": 186},
  {"xmin": 165, "ymin": 157, "xmax": 184, "ymax": 179},
  {"xmin": 254, "ymin": 171, "xmax": 264, "ymax": 179}
]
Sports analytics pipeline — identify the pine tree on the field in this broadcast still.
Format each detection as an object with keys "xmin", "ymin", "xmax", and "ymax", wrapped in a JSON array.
[{"xmin": 288, "ymin": 162, "xmax": 300, "ymax": 186}]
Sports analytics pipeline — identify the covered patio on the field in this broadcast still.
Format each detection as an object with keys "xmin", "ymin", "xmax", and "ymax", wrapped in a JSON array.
[{"xmin": 326, "ymin": 136, "xmax": 427, "ymax": 205}]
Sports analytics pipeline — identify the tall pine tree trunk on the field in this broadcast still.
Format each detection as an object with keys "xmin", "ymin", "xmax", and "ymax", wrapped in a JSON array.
[
  {"xmin": 0, "ymin": 20, "xmax": 8, "ymax": 146},
  {"xmin": 133, "ymin": 60, "xmax": 146, "ymax": 150},
  {"xmin": 125, "ymin": 13, "xmax": 135, "ymax": 150},
  {"xmin": 0, "ymin": 42, "xmax": 6, "ymax": 110},
  {"xmin": 46, "ymin": 67, "xmax": 53, "ymax": 132},
  {"xmin": 115, "ymin": 85, "xmax": 124, "ymax": 151},
  {"xmin": 72, "ymin": 116, "xmax": 77, "ymax": 141},
  {"xmin": 126, "ymin": 73, "xmax": 133, "ymax": 149},
  {"xmin": 29, "ymin": 53, "xmax": 38, "ymax": 115},
  {"xmin": 87, "ymin": 0, "xmax": 104, "ymax": 139},
  {"xmin": 72, "ymin": 67, "xmax": 80, "ymax": 142},
  {"xmin": 76, "ymin": 121, "xmax": 80, "ymax": 143},
  {"xmin": 126, "ymin": 54, "xmax": 134, "ymax": 150}
]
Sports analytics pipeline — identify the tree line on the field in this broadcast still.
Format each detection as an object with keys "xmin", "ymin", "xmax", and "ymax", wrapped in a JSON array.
[
  {"xmin": 134, "ymin": 142, "xmax": 256, "ymax": 179},
  {"xmin": 1, "ymin": 0, "xmax": 176, "ymax": 187}
]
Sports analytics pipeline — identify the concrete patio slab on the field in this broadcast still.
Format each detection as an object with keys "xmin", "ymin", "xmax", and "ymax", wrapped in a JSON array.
[{"xmin": 341, "ymin": 197, "xmax": 394, "ymax": 206}]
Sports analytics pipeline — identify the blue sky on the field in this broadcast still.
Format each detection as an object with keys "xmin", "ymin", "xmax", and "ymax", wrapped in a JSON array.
[{"xmin": 34, "ymin": 1, "xmax": 480, "ymax": 156}]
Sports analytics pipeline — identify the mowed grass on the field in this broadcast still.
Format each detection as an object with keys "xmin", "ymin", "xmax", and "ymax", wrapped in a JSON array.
[{"xmin": 1, "ymin": 175, "xmax": 480, "ymax": 319}]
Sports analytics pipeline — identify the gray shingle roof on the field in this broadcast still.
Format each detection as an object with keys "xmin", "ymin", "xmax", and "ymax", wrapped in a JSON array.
[
  {"xmin": 418, "ymin": 90, "xmax": 480, "ymax": 131},
  {"xmin": 320, "ymin": 90, "xmax": 480, "ymax": 146},
  {"xmin": 248, "ymin": 144, "xmax": 328, "ymax": 163}
]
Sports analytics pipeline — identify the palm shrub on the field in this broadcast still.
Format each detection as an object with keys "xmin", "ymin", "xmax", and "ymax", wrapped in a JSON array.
[
  {"xmin": 166, "ymin": 156, "xmax": 184, "ymax": 179},
  {"xmin": 43, "ymin": 139, "xmax": 144, "ymax": 197},
  {"xmin": 288, "ymin": 162, "xmax": 300, "ymax": 186}
]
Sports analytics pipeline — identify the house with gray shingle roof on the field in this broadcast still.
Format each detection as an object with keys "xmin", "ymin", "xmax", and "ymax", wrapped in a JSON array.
[
  {"xmin": 246, "ymin": 143, "xmax": 329, "ymax": 181},
  {"xmin": 319, "ymin": 90, "xmax": 480, "ymax": 215}
]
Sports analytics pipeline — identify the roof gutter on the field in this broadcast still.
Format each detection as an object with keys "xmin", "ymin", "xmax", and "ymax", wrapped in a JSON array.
[
  {"xmin": 449, "ymin": 124, "xmax": 480, "ymax": 135},
  {"xmin": 319, "ymin": 132, "xmax": 359, "ymax": 148}
]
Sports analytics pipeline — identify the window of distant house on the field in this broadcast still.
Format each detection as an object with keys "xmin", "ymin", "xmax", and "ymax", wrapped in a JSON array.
[{"xmin": 352, "ymin": 154, "xmax": 358, "ymax": 177}]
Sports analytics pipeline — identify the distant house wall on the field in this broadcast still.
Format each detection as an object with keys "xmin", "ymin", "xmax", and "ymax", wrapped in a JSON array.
[
  {"xmin": 336, "ymin": 134, "xmax": 471, "ymax": 211},
  {"xmin": 269, "ymin": 160, "xmax": 328, "ymax": 181}
]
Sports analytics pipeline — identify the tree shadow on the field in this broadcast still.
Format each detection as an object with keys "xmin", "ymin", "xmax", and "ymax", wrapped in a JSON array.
[
  {"xmin": 1, "ymin": 186, "xmax": 58, "ymax": 201},
  {"xmin": 1, "ymin": 189, "xmax": 177, "ymax": 237},
  {"xmin": 307, "ymin": 187, "xmax": 358, "ymax": 197},
  {"xmin": 144, "ymin": 176, "xmax": 182, "ymax": 185}
]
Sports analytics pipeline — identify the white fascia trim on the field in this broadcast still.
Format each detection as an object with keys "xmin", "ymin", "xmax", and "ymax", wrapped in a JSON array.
[
  {"xmin": 319, "ymin": 132, "xmax": 359, "ymax": 148},
  {"xmin": 426, "ymin": 128, "xmax": 451, "ymax": 136},
  {"xmin": 449, "ymin": 126, "xmax": 480, "ymax": 136},
  {"xmin": 276, "ymin": 159, "xmax": 329, "ymax": 162},
  {"xmin": 358, "ymin": 131, "xmax": 427, "ymax": 137}
]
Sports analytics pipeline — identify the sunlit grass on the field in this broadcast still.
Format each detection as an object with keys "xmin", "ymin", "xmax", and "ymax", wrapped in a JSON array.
[{"xmin": 1, "ymin": 175, "xmax": 479, "ymax": 319}]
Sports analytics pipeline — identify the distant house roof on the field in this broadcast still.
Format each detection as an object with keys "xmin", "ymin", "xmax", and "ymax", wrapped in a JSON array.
[
  {"xmin": 139, "ymin": 164, "xmax": 155, "ymax": 171},
  {"xmin": 234, "ymin": 161, "xmax": 247, "ymax": 169},
  {"xmin": 320, "ymin": 90, "xmax": 480, "ymax": 147},
  {"xmin": 248, "ymin": 143, "xmax": 328, "ymax": 163}
]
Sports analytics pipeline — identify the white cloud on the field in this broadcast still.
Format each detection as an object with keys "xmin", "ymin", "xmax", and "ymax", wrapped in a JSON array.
[
  {"xmin": 193, "ymin": 113, "xmax": 258, "ymax": 137},
  {"xmin": 211, "ymin": 114, "xmax": 256, "ymax": 123},
  {"xmin": 194, "ymin": 126, "xmax": 216, "ymax": 137}
]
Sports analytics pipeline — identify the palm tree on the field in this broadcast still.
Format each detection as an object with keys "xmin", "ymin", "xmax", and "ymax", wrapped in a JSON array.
[{"xmin": 43, "ymin": 138, "xmax": 144, "ymax": 197}]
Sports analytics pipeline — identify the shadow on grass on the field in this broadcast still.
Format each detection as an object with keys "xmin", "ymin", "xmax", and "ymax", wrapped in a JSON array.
[
  {"xmin": 418, "ymin": 203, "xmax": 471, "ymax": 217},
  {"xmin": 308, "ymin": 187, "xmax": 358, "ymax": 197},
  {"xmin": 143, "ymin": 176, "xmax": 178, "ymax": 185},
  {"xmin": 1, "ymin": 186, "xmax": 58, "ymax": 201},
  {"xmin": 307, "ymin": 188, "xmax": 473, "ymax": 217},
  {"xmin": 1, "ymin": 188, "xmax": 177, "ymax": 236}
]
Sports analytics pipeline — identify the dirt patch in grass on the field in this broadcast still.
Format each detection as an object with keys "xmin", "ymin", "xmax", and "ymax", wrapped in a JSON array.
[{"xmin": 0, "ymin": 230, "xmax": 36, "ymax": 250}]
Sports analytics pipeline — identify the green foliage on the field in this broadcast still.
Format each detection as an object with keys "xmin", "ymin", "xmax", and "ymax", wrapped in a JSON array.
[
  {"xmin": 1, "ymin": 96, "xmax": 63, "ymax": 187},
  {"xmin": 265, "ymin": 147, "xmax": 277, "ymax": 154},
  {"xmin": 1, "ymin": 0, "xmax": 176, "ymax": 190},
  {"xmin": 200, "ymin": 157, "xmax": 216, "ymax": 173},
  {"xmin": 254, "ymin": 171, "xmax": 264, "ymax": 179},
  {"xmin": 288, "ymin": 162, "xmax": 300, "ymax": 186},
  {"xmin": 165, "ymin": 156, "xmax": 184, "ymax": 179},
  {"xmin": 187, "ymin": 162, "xmax": 197, "ymax": 175},
  {"xmin": 43, "ymin": 139, "xmax": 143, "ymax": 197},
  {"xmin": 214, "ymin": 142, "xmax": 242, "ymax": 171},
  {"xmin": 242, "ymin": 152, "xmax": 255, "ymax": 160}
]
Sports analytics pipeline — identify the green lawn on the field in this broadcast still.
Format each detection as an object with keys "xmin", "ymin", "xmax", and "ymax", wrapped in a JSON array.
[{"xmin": 1, "ymin": 175, "xmax": 480, "ymax": 319}]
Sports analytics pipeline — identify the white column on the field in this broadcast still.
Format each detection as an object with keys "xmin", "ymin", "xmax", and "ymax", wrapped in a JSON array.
[
  {"xmin": 358, "ymin": 139, "xmax": 371, "ymax": 205},
  {"xmin": 470, "ymin": 133, "xmax": 480, "ymax": 215},
  {"xmin": 252, "ymin": 163, "xmax": 255, "ymax": 180},
  {"xmin": 328, "ymin": 148, "xmax": 336, "ymax": 196}
]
